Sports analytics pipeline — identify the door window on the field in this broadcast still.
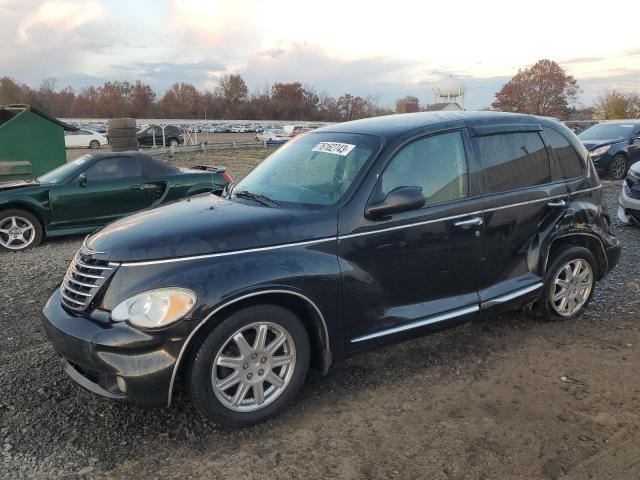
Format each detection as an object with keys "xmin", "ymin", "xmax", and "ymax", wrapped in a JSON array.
[
  {"xmin": 476, "ymin": 132, "xmax": 551, "ymax": 193},
  {"xmin": 543, "ymin": 127, "xmax": 584, "ymax": 179},
  {"xmin": 85, "ymin": 158, "xmax": 142, "ymax": 181},
  {"xmin": 379, "ymin": 131, "xmax": 469, "ymax": 206}
]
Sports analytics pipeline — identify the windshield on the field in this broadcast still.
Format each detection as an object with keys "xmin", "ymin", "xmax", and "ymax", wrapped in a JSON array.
[
  {"xmin": 38, "ymin": 155, "xmax": 91, "ymax": 184},
  {"xmin": 578, "ymin": 124, "xmax": 636, "ymax": 141},
  {"xmin": 234, "ymin": 132, "xmax": 382, "ymax": 207}
]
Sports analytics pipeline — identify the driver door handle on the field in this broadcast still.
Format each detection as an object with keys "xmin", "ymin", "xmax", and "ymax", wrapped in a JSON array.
[
  {"xmin": 129, "ymin": 184, "xmax": 144, "ymax": 190},
  {"xmin": 547, "ymin": 199, "xmax": 566, "ymax": 207},
  {"xmin": 454, "ymin": 217, "xmax": 483, "ymax": 228}
]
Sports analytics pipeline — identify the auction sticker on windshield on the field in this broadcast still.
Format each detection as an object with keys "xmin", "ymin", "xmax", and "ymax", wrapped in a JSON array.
[{"xmin": 312, "ymin": 142, "xmax": 356, "ymax": 156}]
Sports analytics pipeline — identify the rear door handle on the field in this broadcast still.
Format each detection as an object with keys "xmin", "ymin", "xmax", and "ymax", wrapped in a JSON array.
[
  {"xmin": 547, "ymin": 199, "xmax": 566, "ymax": 207},
  {"xmin": 454, "ymin": 217, "xmax": 483, "ymax": 228}
]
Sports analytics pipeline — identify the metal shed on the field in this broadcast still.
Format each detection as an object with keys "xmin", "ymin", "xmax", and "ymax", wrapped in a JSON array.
[{"xmin": 0, "ymin": 104, "xmax": 78, "ymax": 182}]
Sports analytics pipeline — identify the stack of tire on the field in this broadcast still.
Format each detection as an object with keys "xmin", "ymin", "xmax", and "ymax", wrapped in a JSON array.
[{"xmin": 108, "ymin": 118, "xmax": 138, "ymax": 152}]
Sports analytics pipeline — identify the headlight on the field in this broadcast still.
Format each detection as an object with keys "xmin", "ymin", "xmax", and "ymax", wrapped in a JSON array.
[
  {"xmin": 111, "ymin": 288, "xmax": 196, "ymax": 329},
  {"xmin": 589, "ymin": 145, "xmax": 611, "ymax": 157}
]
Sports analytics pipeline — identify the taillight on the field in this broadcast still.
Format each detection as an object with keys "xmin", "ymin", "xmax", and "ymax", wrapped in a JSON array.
[{"xmin": 221, "ymin": 172, "xmax": 233, "ymax": 184}]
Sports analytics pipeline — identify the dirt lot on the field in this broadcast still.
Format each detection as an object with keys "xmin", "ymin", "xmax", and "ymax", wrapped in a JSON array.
[{"xmin": 1, "ymin": 177, "xmax": 639, "ymax": 478}]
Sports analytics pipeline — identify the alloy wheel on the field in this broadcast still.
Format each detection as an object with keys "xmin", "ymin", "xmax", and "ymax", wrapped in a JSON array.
[
  {"xmin": 212, "ymin": 322, "xmax": 296, "ymax": 412},
  {"xmin": 610, "ymin": 156, "xmax": 627, "ymax": 180},
  {"xmin": 550, "ymin": 259, "xmax": 593, "ymax": 317},
  {"xmin": 0, "ymin": 216, "xmax": 36, "ymax": 250}
]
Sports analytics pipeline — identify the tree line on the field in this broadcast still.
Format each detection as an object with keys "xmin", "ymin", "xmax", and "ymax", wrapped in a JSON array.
[
  {"xmin": 0, "ymin": 74, "xmax": 393, "ymax": 121},
  {"xmin": 1, "ymin": 61, "xmax": 637, "ymax": 121}
]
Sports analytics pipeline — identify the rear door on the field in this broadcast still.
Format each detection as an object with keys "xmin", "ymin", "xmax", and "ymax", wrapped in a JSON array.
[
  {"xmin": 49, "ymin": 156, "xmax": 152, "ymax": 230},
  {"xmin": 470, "ymin": 125, "xmax": 568, "ymax": 304}
]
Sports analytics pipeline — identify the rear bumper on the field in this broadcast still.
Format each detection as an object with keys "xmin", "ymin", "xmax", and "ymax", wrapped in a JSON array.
[{"xmin": 42, "ymin": 289, "xmax": 183, "ymax": 407}]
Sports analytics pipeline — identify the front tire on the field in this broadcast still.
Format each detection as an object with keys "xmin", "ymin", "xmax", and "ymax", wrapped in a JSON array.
[
  {"xmin": 0, "ymin": 209, "xmax": 43, "ymax": 252},
  {"xmin": 89, "ymin": 140, "xmax": 100, "ymax": 149},
  {"xmin": 608, "ymin": 154, "xmax": 627, "ymax": 180},
  {"xmin": 537, "ymin": 246, "xmax": 596, "ymax": 320},
  {"xmin": 187, "ymin": 304, "xmax": 310, "ymax": 427}
]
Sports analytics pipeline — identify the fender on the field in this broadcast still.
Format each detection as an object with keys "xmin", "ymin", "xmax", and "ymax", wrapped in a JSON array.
[
  {"xmin": 0, "ymin": 195, "xmax": 52, "ymax": 227},
  {"xmin": 166, "ymin": 288, "xmax": 331, "ymax": 406}
]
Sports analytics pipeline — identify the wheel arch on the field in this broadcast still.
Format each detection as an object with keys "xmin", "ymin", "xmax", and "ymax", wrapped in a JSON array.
[
  {"xmin": 545, "ymin": 232, "xmax": 608, "ymax": 280},
  {"xmin": 0, "ymin": 201, "xmax": 47, "ymax": 230},
  {"xmin": 167, "ymin": 289, "xmax": 332, "ymax": 406}
]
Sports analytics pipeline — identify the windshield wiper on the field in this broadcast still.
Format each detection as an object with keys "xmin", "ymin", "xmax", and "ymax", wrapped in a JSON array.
[
  {"xmin": 234, "ymin": 190, "xmax": 281, "ymax": 208},
  {"xmin": 222, "ymin": 182, "xmax": 235, "ymax": 198}
]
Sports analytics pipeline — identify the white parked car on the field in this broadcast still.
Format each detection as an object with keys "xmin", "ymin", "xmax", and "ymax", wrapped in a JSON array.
[
  {"xmin": 255, "ymin": 129, "xmax": 290, "ymax": 142},
  {"xmin": 64, "ymin": 129, "xmax": 107, "ymax": 149}
]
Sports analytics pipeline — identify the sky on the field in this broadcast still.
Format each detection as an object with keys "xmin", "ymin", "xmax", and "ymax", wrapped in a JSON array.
[{"xmin": 1, "ymin": 0, "xmax": 639, "ymax": 110}]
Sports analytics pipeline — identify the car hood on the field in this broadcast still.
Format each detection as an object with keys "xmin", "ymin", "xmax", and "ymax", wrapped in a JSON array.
[
  {"xmin": 580, "ymin": 139, "xmax": 621, "ymax": 151},
  {"xmin": 0, "ymin": 180, "xmax": 41, "ymax": 192},
  {"xmin": 86, "ymin": 194, "xmax": 337, "ymax": 262}
]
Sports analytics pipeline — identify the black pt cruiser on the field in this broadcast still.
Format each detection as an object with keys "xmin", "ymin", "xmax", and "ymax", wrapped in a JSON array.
[{"xmin": 43, "ymin": 112, "xmax": 621, "ymax": 426}]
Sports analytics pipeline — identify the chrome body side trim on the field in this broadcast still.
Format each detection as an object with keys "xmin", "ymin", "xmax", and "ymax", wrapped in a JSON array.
[
  {"xmin": 349, "ymin": 305, "xmax": 479, "ymax": 343},
  {"xmin": 481, "ymin": 282, "xmax": 544, "ymax": 309},
  {"xmin": 167, "ymin": 289, "xmax": 330, "ymax": 406},
  {"xmin": 120, "ymin": 186, "xmax": 604, "ymax": 267},
  {"xmin": 339, "ymin": 194, "xmax": 567, "ymax": 241},
  {"xmin": 121, "ymin": 237, "xmax": 336, "ymax": 267}
]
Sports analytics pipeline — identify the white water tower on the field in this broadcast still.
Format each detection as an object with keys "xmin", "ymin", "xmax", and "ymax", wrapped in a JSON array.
[{"xmin": 433, "ymin": 76, "xmax": 466, "ymax": 107}]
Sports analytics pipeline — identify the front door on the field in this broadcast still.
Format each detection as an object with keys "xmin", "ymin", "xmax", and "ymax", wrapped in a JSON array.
[
  {"xmin": 49, "ymin": 156, "xmax": 152, "ymax": 230},
  {"xmin": 339, "ymin": 130, "xmax": 484, "ymax": 349}
]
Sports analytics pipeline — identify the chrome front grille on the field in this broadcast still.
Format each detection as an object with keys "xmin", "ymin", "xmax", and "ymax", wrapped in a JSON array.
[{"xmin": 60, "ymin": 250, "xmax": 119, "ymax": 311}]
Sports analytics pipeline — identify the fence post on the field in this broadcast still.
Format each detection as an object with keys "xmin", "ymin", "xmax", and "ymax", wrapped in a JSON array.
[
  {"xmin": 233, "ymin": 141, "xmax": 236, "ymax": 149},
  {"xmin": 170, "ymin": 144, "xmax": 175, "ymax": 155},
  {"xmin": 263, "ymin": 140, "xmax": 267, "ymax": 148}
]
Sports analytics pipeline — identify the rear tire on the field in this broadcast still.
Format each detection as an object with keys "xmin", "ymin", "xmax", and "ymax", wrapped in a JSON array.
[
  {"xmin": 608, "ymin": 154, "xmax": 627, "ymax": 180},
  {"xmin": 107, "ymin": 118, "xmax": 136, "ymax": 129},
  {"xmin": 107, "ymin": 127, "xmax": 137, "ymax": 139},
  {"xmin": 109, "ymin": 137, "xmax": 139, "ymax": 152},
  {"xmin": 0, "ymin": 209, "xmax": 43, "ymax": 252},
  {"xmin": 537, "ymin": 246, "xmax": 597, "ymax": 320},
  {"xmin": 187, "ymin": 304, "xmax": 310, "ymax": 427}
]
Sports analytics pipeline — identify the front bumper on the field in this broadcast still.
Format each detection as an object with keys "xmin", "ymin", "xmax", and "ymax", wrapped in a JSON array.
[
  {"xmin": 617, "ymin": 186, "xmax": 640, "ymax": 224},
  {"xmin": 590, "ymin": 153, "xmax": 611, "ymax": 174},
  {"xmin": 42, "ymin": 289, "xmax": 184, "ymax": 407}
]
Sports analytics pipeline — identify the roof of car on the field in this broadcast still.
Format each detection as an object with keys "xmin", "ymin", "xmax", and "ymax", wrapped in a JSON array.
[
  {"xmin": 319, "ymin": 111, "xmax": 559, "ymax": 141},
  {"xmin": 595, "ymin": 120, "xmax": 640, "ymax": 125},
  {"xmin": 87, "ymin": 152, "xmax": 180, "ymax": 177}
]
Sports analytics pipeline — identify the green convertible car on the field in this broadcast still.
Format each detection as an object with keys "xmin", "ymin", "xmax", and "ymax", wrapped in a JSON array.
[{"xmin": 0, "ymin": 152, "xmax": 232, "ymax": 251}]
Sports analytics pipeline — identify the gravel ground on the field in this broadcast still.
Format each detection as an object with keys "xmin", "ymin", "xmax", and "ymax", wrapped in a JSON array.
[{"xmin": 1, "ymin": 183, "xmax": 639, "ymax": 479}]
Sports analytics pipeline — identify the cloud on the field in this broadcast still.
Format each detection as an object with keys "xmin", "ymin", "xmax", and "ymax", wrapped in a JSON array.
[{"xmin": 18, "ymin": 0, "xmax": 103, "ymax": 41}]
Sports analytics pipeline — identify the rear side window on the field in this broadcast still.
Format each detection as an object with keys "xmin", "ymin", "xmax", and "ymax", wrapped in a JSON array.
[
  {"xmin": 86, "ymin": 158, "xmax": 142, "ymax": 181},
  {"xmin": 543, "ymin": 127, "xmax": 584, "ymax": 179},
  {"xmin": 476, "ymin": 132, "xmax": 551, "ymax": 193},
  {"xmin": 380, "ymin": 131, "xmax": 468, "ymax": 206}
]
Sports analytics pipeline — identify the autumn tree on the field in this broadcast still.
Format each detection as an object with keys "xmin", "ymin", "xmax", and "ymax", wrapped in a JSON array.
[
  {"xmin": 271, "ymin": 82, "xmax": 306, "ymax": 119},
  {"xmin": 491, "ymin": 59, "xmax": 579, "ymax": 118},
  {"xmin": 160, "ymin": 83, "xmax": 201, "ymax": 118},
  {"xmin": 216, "ymin": 74, "xmax": 248, "ymax": 118},
  {"xmin": 594, "ymin": 90, "xmax": 640, "ymax": 119},
  {"xmin": 395, "ymin": 95, "xmax": 420, "ymax": 113}
]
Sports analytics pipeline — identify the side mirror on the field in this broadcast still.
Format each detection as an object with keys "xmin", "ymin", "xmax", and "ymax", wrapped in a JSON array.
[
  {"xmin": 78, "ymin": 173, "xmax": 87, "ymax": 187},
  {"xmin": 366, "ymin": 186, "xmax": 425, "ymax": 219}
]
